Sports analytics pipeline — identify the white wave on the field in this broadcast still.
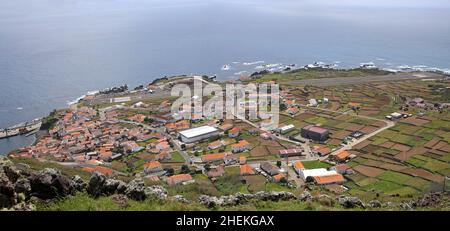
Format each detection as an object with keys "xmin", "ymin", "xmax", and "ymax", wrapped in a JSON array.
[
  {"xmin": 382, "ymin": 68, "xmax": 399, "ymax": 73},
  {"xmin": 315, "ymin": 61, "xmax": 326, "ymax": 65},
  {"xmin": 67, "ymin": 95, "xmax": 86, "ymax": 106},
  {"xmin": 243, "ymin": 61, "xmax": 265, "ymax": 66},
  {"xmin": 234, "ymin": 71, "xmax": 248, "ymax": 75},
  {"xmin": 360, "ymin": 62, "xmax": 375, "ymax": 65},
  {"xmin": 87, "ymin": 90, "xmax": 99, "ymax": 96},
  {"xmin": 255, "ymin": 63, "xmax": 281, "ymax": 69},
  {"xmin": 397, "ymin": 65, "xmax": 412, "ymax": 70},
  {"xmin": 16, "ymin": 107, "xmax": 23, "ymax": 110},
  {"xmin": 375, "ymin": 58, "xmax": 385, "ymax": 61},
  {"xmin": 266, "ymin": 63, "xmax": 281, "ymax": 68}
]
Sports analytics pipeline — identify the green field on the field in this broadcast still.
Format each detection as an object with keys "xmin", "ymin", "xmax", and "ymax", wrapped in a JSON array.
[
  {"xmin": 302, "ymin": 160, "xmax": 332, "ymax": 169},
  {"xmin": 407, "ymin": 155, "xmax": 450, "ymax": 174},
  {"xmin": 162, "ymin": 151, "xmax": 185, "ymax": 163}
]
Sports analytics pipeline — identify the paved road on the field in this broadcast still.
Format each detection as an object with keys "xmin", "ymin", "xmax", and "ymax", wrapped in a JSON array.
[
  {"xmin": 87, "ymin": 89, "xmax": 171, "ymax": 106},
  {"xmin": 288, "ymin": 71, "xmax": 445, "ymax": 87},
  {"xmin": 328, "ymin": 119, "xmax": 395, "ymax": 157}
]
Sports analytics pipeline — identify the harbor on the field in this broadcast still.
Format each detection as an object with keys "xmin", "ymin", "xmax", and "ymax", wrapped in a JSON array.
[{"xmin": 0, "ymin": 118, "xmax": 42, "ymax": 139}]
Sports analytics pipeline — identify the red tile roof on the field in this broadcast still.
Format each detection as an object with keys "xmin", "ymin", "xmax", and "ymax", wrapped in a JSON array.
[
  {"xmin": 313, "ymin": 174, "xmax": 345, "ymax": 185},
  {"xmin": 240, "ymin": 164, "xmax": 255, "ymax": 175},
  {"xmin": 294, "ymin": 161, "xmax": 304, "ymax": 170},
  {"xmin": 144, "ymin": 161, "xmax": 162, "ymax": 169},
  {"xmin": 201, "ymin": 153, "xmax": 227, "ymax": 162},
  {"xmin": 167, "ymin": 174, "xmax": 193, "ymax": 185},
  {"xmin": 333, "ymin": 150, "xmax": 351, "ymax": 160}
]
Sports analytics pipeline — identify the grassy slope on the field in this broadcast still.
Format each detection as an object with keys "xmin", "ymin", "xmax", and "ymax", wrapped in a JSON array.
[{"xmin": 37, "ymin": 192, "xmax": 450, "ymax": 211}]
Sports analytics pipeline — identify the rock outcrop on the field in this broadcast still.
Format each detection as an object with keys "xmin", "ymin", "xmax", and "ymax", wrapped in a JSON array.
[
  {"xmin": 145, "ymin": 185, "xmax": 168, "ymax": 200},
  {"xmin": 29, "ymin": 168, "xmax": 75, "ymax": 199},
  {"xmin": 87, "ymin": 172, "xmax": 106, "ymax": 197},
  {"xmin": 71, "ymin": 175, "xmax": 87, "ymax": 192},
  {"xmin": 124, "ymin": 178, "xmax": 146, "ymax": 201},
  {"xmin": 173, "ymin": 195, "xmax": 191, "ymax": 204},
  {"xmin": 1, "ymin": 157, "xmax": 76, "ymax": 210},
  {"xmin": 338, "ymin": 195, "xmax": 365, "ymax": 208}
]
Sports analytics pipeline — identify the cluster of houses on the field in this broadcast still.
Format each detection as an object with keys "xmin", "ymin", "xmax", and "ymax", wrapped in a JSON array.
[
  {"xmin": 9, "ymin": 78, "xmax": 371, "ymax": 195},
  {"xmin": 10, "ymin": 106, "xmax": 179, "ymax": 177}
]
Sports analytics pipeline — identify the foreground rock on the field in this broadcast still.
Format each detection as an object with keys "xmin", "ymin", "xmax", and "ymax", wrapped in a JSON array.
[
  {"xmin": 71, "ymin": 175, "xmax": 87, "ymax": 192},
  {"xmin": 125, "ymin": 178, "xmax": 146, "ymax": 201},
  {"xmin": 87, "ymin": 172, "xmax": 127, "ymax": 197},
  {"xmin": 1, "ymin": 157, "xmax": 77, "ymax": 210},
  {"xmin": 29, "ymin": 168, "xmax": 75, "ymax": 199},
  {"xmin": 87, "ymin": 172, "xmax": 106, "ymax": 198},
  {"xmin": 172, "ymin": 195, "xmax": 191, "ymax": 204},
  {"xmin": 338, "ymin": 196, "xmax": 365, "ymax": 209},
  {"xmin": 145, "ymin": 185, "xmax": 168, "ymax": 200}
]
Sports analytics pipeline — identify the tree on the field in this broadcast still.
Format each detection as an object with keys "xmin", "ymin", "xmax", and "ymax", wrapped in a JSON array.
[
  {"xmin": 276, "ymin": 161, "xmax": 282, "ymax": 168},
  {"xmin": 181, "ymin": 164, "xmax": 190, "ymax": 174},
  {"xmin": 165, "ymin": 168, "xmax": 174, "ymax": 176},
  {"xmin": 305, "ymin": 176, "xmax": 315, "ymax": 183},
  {"xmin": 279, "ymin": 103, "xmax": 287, "ymax": 111},
  {"xmin": 180, "ymin": 144, "xmax": 186, "ymax": 150},
  {"xmin": 204, "ymin": 164, "xmax": 211, "ymax": 172},
  {"xmin": 144, "ymin": 117, "xmax": 154, "ymax": 123}
]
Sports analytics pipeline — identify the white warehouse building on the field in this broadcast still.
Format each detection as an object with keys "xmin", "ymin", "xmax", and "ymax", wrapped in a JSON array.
[
  {"xmin": 298, "ymin": 168, "xmax": 337, "ymax": 181},
  {"xmin": 178, "ymin": 125, "xmax": 220, "ymax": 143}
]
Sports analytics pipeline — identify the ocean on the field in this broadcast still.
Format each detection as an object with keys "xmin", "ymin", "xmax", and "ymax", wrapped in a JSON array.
[{"xmin": 1, "ymin": 0, "xmax": 450, "ymax": 154}]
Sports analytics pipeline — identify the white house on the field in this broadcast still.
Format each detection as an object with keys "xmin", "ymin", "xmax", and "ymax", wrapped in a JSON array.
[
  {"xmin": 309, "ymin": 99, "xmax": 318, "ymax": 107},
  {"xmin": 277, "ymin": 124, "xmax": 295, "ymax": 134}
]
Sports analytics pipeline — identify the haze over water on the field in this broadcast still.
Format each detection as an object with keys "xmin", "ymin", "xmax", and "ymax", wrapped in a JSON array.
[{"xmin": 1, "ymin": 0, "xmax": 450, "ymax": 154}]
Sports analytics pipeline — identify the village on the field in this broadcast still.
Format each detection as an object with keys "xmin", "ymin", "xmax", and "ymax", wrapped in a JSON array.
[{"xmin": 7, "ymin": 71, "xmax": 450, "ymax": 201}]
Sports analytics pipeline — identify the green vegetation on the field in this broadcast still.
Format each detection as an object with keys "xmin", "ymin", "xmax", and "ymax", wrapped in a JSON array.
[
  {"xmin": 37, "ymin": 193, "xmax": 206, "ymax": 211},
  {"xmin": 302, "ymin": 160, "xmax": 331, "ymax": 169},
  {"xmin": 10, "ymin": 157, "xmax": 92, "ymax": 180},
  {"xmin": 407, "ymin": 155, "xmax": 450, "ymax": 174},
  {"xmin": 305, "ymin": 116, "xmax": 328, "ymax": 125},
  {"xmin": 377, "ymin": 171, "xmax": 414, "ymax": 185},
  {"xmin": 363, "ymin": 180, "xmax": 403, "ymax": 192},
  {"xmin": 40, "ymin": 109, "xmax": 60, "ymax": 130},
  {"xmin": 214, "ymin": 167, "xmax": 249, "ymax": 195},
  {"xmin": 166, "ymin": 151, "xmax": 185, "ymax": 163}
]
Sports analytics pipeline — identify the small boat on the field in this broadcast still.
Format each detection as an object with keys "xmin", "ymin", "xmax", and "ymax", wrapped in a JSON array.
[{"xmin": 221, "ymin": 64, "xmax": 230, "ymax": 71}]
